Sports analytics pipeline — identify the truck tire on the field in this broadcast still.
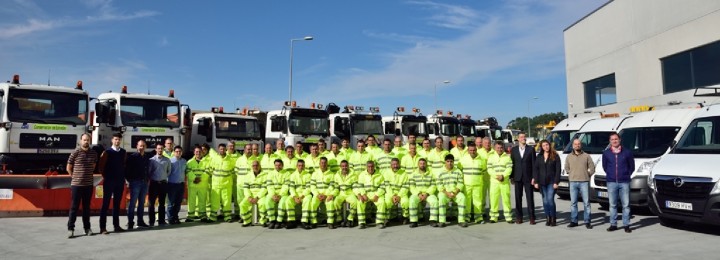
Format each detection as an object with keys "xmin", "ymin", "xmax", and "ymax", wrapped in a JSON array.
[{"xmin": 659, "ymin": 217, "xmax": 683, "ymax": 227}]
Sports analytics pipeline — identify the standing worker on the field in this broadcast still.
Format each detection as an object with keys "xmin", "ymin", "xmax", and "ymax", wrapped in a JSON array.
[
  {"xmin": 209, "ymin": 144, "xmax": 236, "ymax": 222},
  {"xmin": 510, "ymin": 132, "xmax": 536, "ymax": 225},
  {"xmin": 533, "ymin": 140, "xmax": 561, "ymax": 227},
  {"xmin": 488, "ymin": 141, "xmax": 513, "ymax": 224},
  {"xmin": 450, "ymin": 136, "xmax": 468, "ymax": 159},
  {"xmin": 603, "ymin": 133, "xmax": 634, "ymax": 233},
  {"xmin": 167, "ymin": 146, "xmax": 186, "ymax": 225},
  {"xmin": 163, "ymin": 138, "xmax": 174, "ymax": 158},
  {"xmin": 565, "ymin": 139, "xmax": 595, "ymax": 229},
  {"xmin": 428, "ymin": 137, "xmax": 449, "ymax": 177},
  {"xmin": 458, "ymin": 143, "xmax": 487, "ymax": 224},
  {"xmin": 98, "ymin": 133, "xmax": 127, "ymax": 234},
  {"xmin": 66, "ymin": 133, "xmax": 98, "ymax": 238},
  {"xmin": 349, "ymin": 140, "xmax": 373, "ymax": 173},
  {"xmin": 260, "ymin": 143, "xmax": 278, "ymax": 172},
  {"xmin": 148, "ymin": 143, "xmax": 171, "ymax": 226},
  {"xmin": 186, "ymin": 146, "xmax": 210, "ymax": 222},
  {"xmin": 125, "ymin": 140, "xmax": 152, "ymax": 229}
]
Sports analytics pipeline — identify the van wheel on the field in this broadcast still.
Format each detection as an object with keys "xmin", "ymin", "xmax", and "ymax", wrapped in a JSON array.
[
  {"xmin": 659, "ymin": 217, "xmax": 683, "ymax": 227},
  {"xmin": 599, "ymin": 202, "xmax": 609, "ymax": 210}
]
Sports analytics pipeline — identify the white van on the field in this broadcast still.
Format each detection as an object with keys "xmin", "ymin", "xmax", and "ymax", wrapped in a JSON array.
[
  {"xmin": 590, "ymin": 107, "xmax": 701, "ymax": 208},
  {"xmin": 649, "ymin": 104, "xmax": 720, "ymax": 227},
  {"xmin": 557, "ymin": 114, "xmax": 632, "ymax": 199},
  {"xmin": 552, "ymin": 113, "xmax": 602, "ymax": 198}
]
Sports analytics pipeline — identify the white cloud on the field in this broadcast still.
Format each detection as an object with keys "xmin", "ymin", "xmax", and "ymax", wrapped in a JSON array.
[
  {"xmin": 0, "ymin": 19, "xmax": 58, "ymax": 39},
  {"xmin": 407, "ymin": 0, "xmax": 484, "ymax": 30}
]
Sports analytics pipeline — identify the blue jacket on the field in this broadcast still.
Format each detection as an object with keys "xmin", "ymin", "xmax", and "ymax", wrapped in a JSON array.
[{"xmin": 602, "ymin": 147, "xmax": 635, "ymax": 183}]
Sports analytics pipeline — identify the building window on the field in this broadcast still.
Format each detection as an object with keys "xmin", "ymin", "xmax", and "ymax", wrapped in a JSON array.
[
  {"xmin": 662, "ymin": 41, "xmax": 720, "ymax": 94},
  {"xmin": 584, "ymin": 73, "xmax": 616, "ymax": 108}
]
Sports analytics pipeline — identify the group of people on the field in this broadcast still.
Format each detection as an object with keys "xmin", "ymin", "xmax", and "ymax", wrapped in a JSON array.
[{"xmin": 65, "ymin": 131, "xmax": 635, "ymax": 238}]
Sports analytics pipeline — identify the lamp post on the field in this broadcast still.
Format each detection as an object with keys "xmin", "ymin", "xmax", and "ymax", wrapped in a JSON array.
[
  {"xmin": 289, "ymin": 36, "xmax": 313, "ymax": 102},
  {"xmin": 434, "ymin": 80, "xmax": 451, "ymax": 112},
  {"xmin": 527, "ymin": 97, "xmax": 539, "ymax": 137}
]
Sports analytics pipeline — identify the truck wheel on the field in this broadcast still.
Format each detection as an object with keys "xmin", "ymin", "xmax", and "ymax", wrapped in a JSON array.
[{"xmin": 659, "ymin": 217, "xmax": 683, "ymax": 227}]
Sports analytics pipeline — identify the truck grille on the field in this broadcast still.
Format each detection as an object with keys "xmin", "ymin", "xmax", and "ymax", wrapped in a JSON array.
[
  {"xmin": 19, "ymin": 133, "xmax": 77, "ymax": 149},
  {"xmin": 656, "ymin": 177, "xmax": 713, "ymax": 200},
  {"xmin": 130, "ymin": 135, "xmax": 173, "ymax": 148}
]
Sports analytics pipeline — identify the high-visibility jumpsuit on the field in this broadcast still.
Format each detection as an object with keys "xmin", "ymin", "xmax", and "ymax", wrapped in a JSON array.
[
  {"xmin": 417, "ymin": 148, "xmax": 432, "ymax": 159},
  {"xmin": 408, "ymin": 169, "xmax": 438, "ymax": 223},
  {"xmin": 304, "ymin": 155, "xmax": 322, "ymax": 174},
  {"xmin": 186, "ymin": 157, "xmax": 209, "ymax": 220},
  {"xmin": 306, "ymin": 168, "xmax": 335, "ymax": 224},
  {"xmin": 282, "ymin": 169, "xmax": 312, "ymax": 222},
  {"xmin": 366, "ymin": 145, "xmax": 382, "ymax": 158},
  {"xmin": 355, "ymin": 171, "xmax": 386, "ymax": 225},
  {"xmin": 375, "ymin": 151, "xmax": 398, "ymax": 172},
  {"xmin": 339, "ymin": 147, "xmax": 355, "ymax": 159},
  {"xmin": 488, "ymin": 151, "xmax": 513, "ymax": 222},
  {"xmin": 281, "ymin": 156, "xmax": 298, "ymax": 173},
  {"xmin": 400, "ymin": 153, "xmax": 421, "ymax": 173},
  {"xmin": 330, "ymin": 170, "xmax": 359, "ymax": 223},
  {"xmin": 428, "ymin": 149, "xmax": 449, "ymax": 178},
  {"xmin": 240, "ymin": 170, "xmax": 268, "ymax": 225},
  {"xmin": 383, "ymin": 168, "xmax": 409, "ymax": 220},
  {"xmin": 479, "ymin": 148, "xmax": 492, "ymax": 212},
  {"xmin": 233, "ymin": 155, "xmax": 247, "ymax": 219},
  {"xmin": 437, "ymin": 167, "xmax": 466, "ymax": 224},
  {"xmin": 349, "ymin": 150, "xmax": 373, "ymax": 173},
  {"xmin": 295, "ymin": 151, "xmax": 308, "ymax": 162},
  {"xmin": 265, "ymin": 169, "xmax": 290, "ymax": 223},
  {"xmin": 325, "ymin": 151, "xmax": 346, "ymax": 173},
  {"xmin": 209, "ymin": 154, "xmax": 236, "ymax": 221},
  {"xmin": 260, "ymin": 154, "xmax": 278, "ymax": 172},
  {"xmin": 457, "ymin": 153, "xmax": 487, "ymax": 223},
  {"xmin": 391, "ymin": 147, "xmax": 407, "ymax": 161},
  {"xmin": 450, "ymin": 146, "xmax": 467, "ymax": 161}
]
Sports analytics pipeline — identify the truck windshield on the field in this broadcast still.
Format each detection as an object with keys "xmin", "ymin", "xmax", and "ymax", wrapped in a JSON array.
[
  {"xmin": 546, "ymin": 130, "xmax": 575, "ymax": 151},
  {"xmin": 674, "ymin": 116, "xmax": 720, "ymax": 154},
  {"xmin": 7, "ymin": 89, "xmax": 88, "ymax": 125},
  {"xmin": 460, "ymin": 123, "xmax": 476, "ymax": 136},
  {"xmin": 289, "ymin": 114, "xmax": 329, "ymax": 135},
  {"xmin": 120, "ymin": 98, "xmax": 180, "ymax": 128},
  {"xmin": 402, "ymin": 120, "xmax": 427, "ymax": 136},
  {"xmin": 351, "ymin": 118, "xmax": 383, "ymax": 135},
  {"xmin": 563, "ymin": 131, "xmax": 612, "ymax": 154},
  {"xmin": 620, "ymin": 127, "xmax": 680, "ymax": 158},
  {"xmin": 215, "ymin": 117, "xmax": 262, "ymax": 140}
]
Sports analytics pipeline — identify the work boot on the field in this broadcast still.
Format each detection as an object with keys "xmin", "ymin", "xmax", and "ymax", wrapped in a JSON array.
[
  {"xmin": 568, "ymin": 222, "xmax": 578, "ymax": 228},
  {"xmin": 99, "ymin": 229, "xmax": 109, "ymax": 235},
  {"xmin": 285, "ymin": 222, "xmax": 297, "ymax": 229},
  {"xmin": 328, "ymin": 223, "xmax": 336, "ymax": 229},
  {"xmin": 379, "ymin": 223, "xmax": 386, "ymax": 229},
  {"xmin": 114, "ymin": 226, "xmax": 126, "ymax": 233},
  {"xmin": 359, "ymin": 223, "xmax": 367, "ymax": 229},
  {"xmin": 185, "ymin": 218, "xmax": 194, "ymax": 223},
  {"xmin": 439, "ymin": 222, "xmax": 446, "ymax": 228},
  {"xmin": 409, "ymin": 222, "xmax": 418, "ymax": 228},
  {"xmin": 127, "ymin": 222, "xmax": 135, "ymax": 230},
  {"xmin": 84, "ymin": 228, "xmax": 93, "ymax": 236},
  {"xmin": 529, "ymin": 218, "xmax": 536, "ymax": 225},
  {"xmin": 430, "ymin": 221, "xmax": 439, "ymax": 227},
  {"xmin": 585, "ymin": 223, "xmax": 593, "ymax": 229},
  {"xmin": 551, "ymin": 217, "xmax": 557, "ymax": 227},
  {"xmin": 460, "ymin": 222, "xmax": 469, "ymax": 228},
  {"xmin": 242, "ymin": 222, "xmax": 252, "ymax": 227},
  {"xmin": 137, "ymin": 222, "xmax": 150, "ymax": 228},
  {"xmin": 302, "ymin": 222, "xmax": 311, "ymax": 230}
]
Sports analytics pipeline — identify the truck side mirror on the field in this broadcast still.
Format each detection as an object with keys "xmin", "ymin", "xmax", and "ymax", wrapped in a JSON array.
[{"xmin": 95, "ymin": 101, "xmax": 116, "ymax": 126}]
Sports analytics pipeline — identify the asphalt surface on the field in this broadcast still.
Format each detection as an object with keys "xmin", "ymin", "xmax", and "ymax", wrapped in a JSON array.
[{"xmin": 0, "ymin": 192, "xmax": 718, "ymax": 260}]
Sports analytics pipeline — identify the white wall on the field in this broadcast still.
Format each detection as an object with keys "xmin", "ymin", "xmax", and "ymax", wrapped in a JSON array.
[{"xmin": 564, "ymin": 0, "xmax": 720, "ymax": 115}]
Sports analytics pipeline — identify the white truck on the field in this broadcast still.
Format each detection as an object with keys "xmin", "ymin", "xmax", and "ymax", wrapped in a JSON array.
[
  {"xmin": 0, "ymin": 75, "xmax": 90, "ymax": 175},
  {"xmin": 551, "ymin": 113, "xmax": 601, "ymax": 198},
  {"xmin": 458, "ymin": 117, "xmax": 477, "ymax": 146},
  {"xmin": 190, "ymin": 107, "xmax": 264, "ymax": 155},
  {"xmin": 557, "ymin": 114, "xmax": 632, "ymax": 199},
  {"xmin": 252, "ymin": 102, "xmax": 330, "ymax": 152},
  {"xmin": 93, "ymin": 86, "xmax": 190, "ymax": 153},
  {"xmin": 591, "ymin": 106, "xmax": 701, "ymax": 209},
  {"xmin": 382, "ymin": 107, "xmax": 428, "ymax": 147},
  {"xmin": 649, "ymin": 101, "xmax": 720, "ymax": 227},
  {"xmin": 427, "ymin": 111, "xmax": 460, "ymax": 149},
  {"xmin": 328, "ymin": 104, "xmax": 385, "ymax": 149}
]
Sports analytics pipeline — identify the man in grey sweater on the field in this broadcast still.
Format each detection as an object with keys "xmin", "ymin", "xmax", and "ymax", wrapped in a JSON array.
[{"xmin": 564, "ymin": 139, "xmax": 595, "ymax": 229}]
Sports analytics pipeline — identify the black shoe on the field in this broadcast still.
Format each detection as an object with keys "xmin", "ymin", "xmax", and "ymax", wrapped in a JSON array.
[
  {"xmin": 586, "ymin": 223, "xmax": 593, "ymax": 229},
  {"xmin": 127, "ymin": 222, "xmax": 134, "ymax": 230},
  {"xmin": 359, "ymin": 223, "xmax": 367, "ymax": 229},
  {"xmin": 302, "ymin": 223, "xmax": 311, "ymax": 230},
  {"xmin": 340, "ymin": 221, "xmax": 347, "ymax": 228},
  {"xmin": 607, "ymin": 226, "xmax": 618, "ymax": 232},
  {"xmin": 113, "ymin": 226, "xmax": 126, "ymax": 233},
  {"xmin": 242, "ymin": 222, "xmax": 252, "ymax": 227},
  {"xmin": 460, "ymin": 223, "xmax": 468, "ymax": 228},
  {"xmin": 624, "ymin": 226, "xmax": 632, "ymax": 233},
  {"xmin": 409, "ymin": 222, "xmax": 418, "ymax": 228},
  {"xmin": 489, "ymin": 220, "xmax": 497, "ymax": 224},
  {"xmin": 311, "ymin": 224, "xmax": 317, "ymax": 229},
  {"xmin": 546, "ymin": 219, "xmax": 551, "ymax": 226},
  {"xmin": 568, "ymin": 222, "xmax": 578, "ymax": 228},
  {"xmin": 263, "ymin": 222, "xmax": 269, "ymax": 228},
  {"xmin": 439, "ymin": 222, "xmax": 446, "ymax": 228},
  {"xmin": 159, "ymin": 221, "xmax": 168, "ymax": 226},
  {"xmin": 185, "ymin": 218, "xmax": 194, "ymax": 223},
  {"xmin": 430, "ymin": 221, "xmax": 439, "ymax": 227},
  {"xmin": 328, "ymin": 223, "xmax": 336, "ymax": 229},
  {"xmin": 285, "ymin": 222, "xmax": 297, "ymax": 229},
  {"xmin": 137, "ymin": 222, "xmax": 150, "ymax": 228}
]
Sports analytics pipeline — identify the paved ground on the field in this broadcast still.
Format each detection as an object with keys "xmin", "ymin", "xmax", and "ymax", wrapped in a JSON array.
[{"xmin": 1, "ymin": 192, "xmax": 718, "ymax": 260}]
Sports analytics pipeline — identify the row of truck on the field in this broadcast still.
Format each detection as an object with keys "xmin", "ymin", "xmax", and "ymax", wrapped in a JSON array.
[{"xmin": 544, "ymin": 89, "xmax": 720, "ymax": 227}]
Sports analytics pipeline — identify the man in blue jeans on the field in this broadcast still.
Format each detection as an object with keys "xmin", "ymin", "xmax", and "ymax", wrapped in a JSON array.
[
  {"xmin": 167, "ymin": 146, "xmax": 187, "ymax": 225},
  {"xmin": 125, "ymin": 140, "xmax": 152, "ymax": 229},
  {"xmin": 602, "ymin": 133, "xmax": 635, "ymax": 233},
  {"xmin": 564, "ymin": 139, "xmax": 595, "ymax": 229}
]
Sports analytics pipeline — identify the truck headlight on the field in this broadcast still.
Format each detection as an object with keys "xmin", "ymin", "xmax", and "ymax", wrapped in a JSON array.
[
  {"xmin": 636, "ymin": 159, "xmax": 659, "ymax": 175},
  {"xmin": 711, "ymin": 181, "xmax": 720, "ymax": 195},
  {"xmin": 647, "ymin": 170, "xmax": 655, "ymax": 190}
]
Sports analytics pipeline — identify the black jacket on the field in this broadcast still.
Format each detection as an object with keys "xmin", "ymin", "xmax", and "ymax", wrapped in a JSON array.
[
  {"xmin": 125, "ymin": 152, "xmax": 152, "ymax": 181},
  {"xmin": 533, "ymin": 152, "xmax": 561, "ymax": 186},
  {"xmin": 511, "ymin": 145, "xmax": 536, "ymax": 182}
]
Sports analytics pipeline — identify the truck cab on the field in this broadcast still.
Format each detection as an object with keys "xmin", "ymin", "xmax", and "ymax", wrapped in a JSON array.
[
  {"xmin": 459, "ymin": 117, "xmax": 477, "ymax": 145},
  {"xmin": 329, "ymin": 104, "xmax": 385, "ymax": 149},
  {"xmin": 592, "ymin": 106, "xmax": 700, "ymax": 208},
  {"xmin": 475, "ymin": 117, "xmax": 509, "ymax": 150},
  {"xmin": 253, "ymin": 102, "xmax": 330, "ymax": 153},
  {"xmin": 0, "ymin": 75, "xmax": 89, "ymax": 174},
  {"xmin": 558, "ymin": 114, "xmax": 632, "ymax": 202},
  {"xmin": 93, "ymin": 86, "xmax": 190, "ymax": 153},
  {"xmin": 649, "ymin": 101, "xmax": 720, "ymax": 227},
  {"xmin": 191, "ymin": 107, "xmax": 263, "ymax": 155},
  {"xmin": 382, "ymin": 107, "xmax": 428, "ymax": 147},
  {"xmin": 427, "ymin": 111, "xmax": 460, "ymax": 149}
]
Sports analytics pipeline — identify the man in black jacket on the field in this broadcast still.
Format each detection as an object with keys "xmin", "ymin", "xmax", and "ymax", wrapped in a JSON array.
[
  {"xmin": 510, "ymin": 132, "xmax": 536, "ymax": 224},
  {"xmin": 125, "ymin": 140, "xmax": 152, "ymax": 229}
]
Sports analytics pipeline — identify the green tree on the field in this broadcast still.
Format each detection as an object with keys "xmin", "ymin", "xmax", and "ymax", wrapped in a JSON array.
[{"xmin": 506, "ymin": 112, "xmax": 566, "ymax": 138}]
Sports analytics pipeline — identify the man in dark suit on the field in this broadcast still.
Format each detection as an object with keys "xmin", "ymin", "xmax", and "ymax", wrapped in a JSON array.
[{"xmin": 511, "ymin": 132, "xmax": 536, "ymax": 224}]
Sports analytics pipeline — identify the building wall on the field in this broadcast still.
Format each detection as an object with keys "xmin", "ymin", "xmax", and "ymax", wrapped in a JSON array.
[{"xmin": 564, "ymin": 0, "xmax": 720, "ymax": 115}]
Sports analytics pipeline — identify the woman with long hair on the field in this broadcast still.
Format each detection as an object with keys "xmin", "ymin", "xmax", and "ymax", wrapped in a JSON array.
[{"xmin": 533, "ymin": 140, "xmax": 561, "ymax": 226}]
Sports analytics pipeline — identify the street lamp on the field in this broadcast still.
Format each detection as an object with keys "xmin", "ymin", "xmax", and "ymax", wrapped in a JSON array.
[
  {"xmin": 527, "ymin": 96, "xmax": 539, "ymax": 137},
  {"xmin": 434, "ymin": 80, "xmax": 451, "ymax": 112},
  {"xmin": 289, "ymin": 36, "xmax": 314, "ymax": 102}
]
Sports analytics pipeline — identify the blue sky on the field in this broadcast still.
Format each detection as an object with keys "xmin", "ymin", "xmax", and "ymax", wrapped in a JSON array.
[{"xmin": 0, "ymin": 0, "xmax": 605, "ymax": 125}]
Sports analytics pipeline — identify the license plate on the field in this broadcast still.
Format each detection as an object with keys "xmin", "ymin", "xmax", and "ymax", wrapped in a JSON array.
[
  {"xmin": 666, "ymin": 201, "xmax": 693, "ymax": 211},
  {"xmin": 598, "ymin": 191, "xmax": 608, "ymax": 198},
  {"xmin": 37, "ymin": 148, "xmax": 59, "ymax": 154},
  {"xmin": 558, "ymin": 182, "xmax": 568, "ymax": 188}
]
